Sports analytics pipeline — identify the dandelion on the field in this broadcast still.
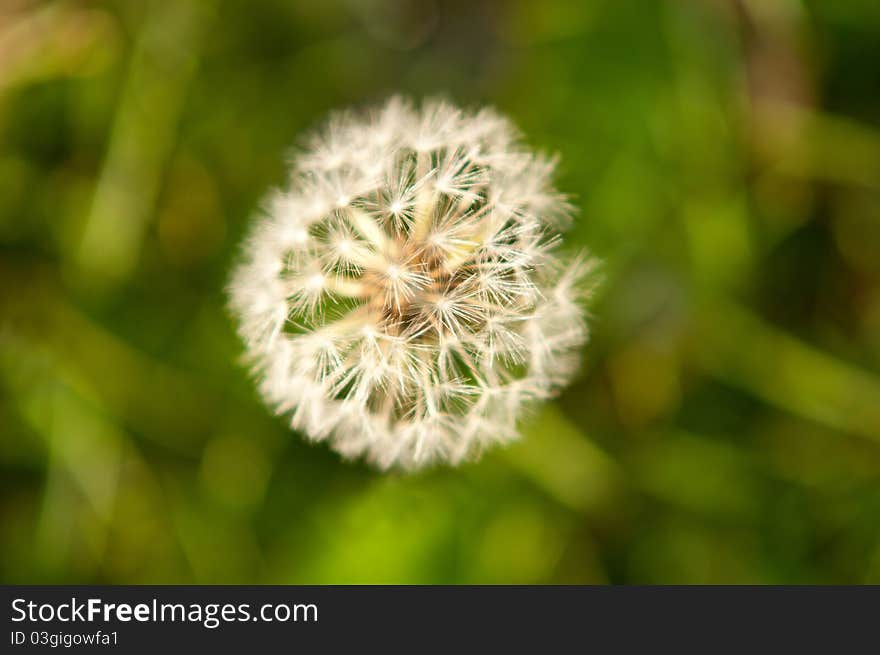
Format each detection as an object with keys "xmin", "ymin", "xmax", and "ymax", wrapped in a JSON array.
[{"xmin": 229, "ymin": 97, "xmax": 596, "ymax": 470}]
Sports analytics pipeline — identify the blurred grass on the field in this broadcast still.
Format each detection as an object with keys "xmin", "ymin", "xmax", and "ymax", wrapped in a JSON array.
[{"xmin": 1, "ymin": 0, "xmax": 879, "ymax": 584}]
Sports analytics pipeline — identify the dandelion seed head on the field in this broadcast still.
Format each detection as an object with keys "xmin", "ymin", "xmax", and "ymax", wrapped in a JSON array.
[{"xmin": 229, "ymin": 97, "xmax": 597, "ymax": 470}]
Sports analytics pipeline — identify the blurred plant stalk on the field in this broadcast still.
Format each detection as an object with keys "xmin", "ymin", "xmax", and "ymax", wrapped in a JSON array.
[{"xmin": 74, "ymin": 1, "xmax": 209, "ymax": 289}]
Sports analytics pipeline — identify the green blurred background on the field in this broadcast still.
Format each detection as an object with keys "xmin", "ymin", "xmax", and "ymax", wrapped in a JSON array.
[{"xmin": 2, "ymin": 0, "xmax": 880, "ymax": 584}]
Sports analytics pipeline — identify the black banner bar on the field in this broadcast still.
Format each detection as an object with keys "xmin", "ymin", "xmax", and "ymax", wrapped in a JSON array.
[{"xmin": 2, "ymin": 586, "xmax": 876, "ymax": 652}]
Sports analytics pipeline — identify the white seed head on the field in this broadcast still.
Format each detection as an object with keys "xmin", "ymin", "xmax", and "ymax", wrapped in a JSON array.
[{"xmin": 229, "ymin": 97, "xmax": 596, "ymax": 470}]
